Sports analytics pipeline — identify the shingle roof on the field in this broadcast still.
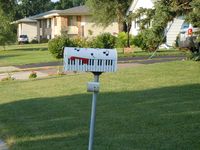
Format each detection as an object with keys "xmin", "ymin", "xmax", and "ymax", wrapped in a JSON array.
[
  {"xmin": 31, "ymin": 10, "xmax": 63, "ymax": 19},
  {"xmin": 12, "ymin": 17, "xmax": 37, "ymax": 24},
  {"xmin": 34, "ymin": 5, "xmax": 90, "ymax": 19},
  {"xmin": 59, "ymin": 5, "xmax": 90, "ymax": 15},
  {"xmin": 14, "ymin": 5, "xmax": 91, "ymax": 22}
]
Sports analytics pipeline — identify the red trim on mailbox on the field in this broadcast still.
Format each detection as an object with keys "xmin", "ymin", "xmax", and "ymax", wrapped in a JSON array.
[{"xmin": 70, "ymin": 56, "xmax": 89, "ymax": 64}]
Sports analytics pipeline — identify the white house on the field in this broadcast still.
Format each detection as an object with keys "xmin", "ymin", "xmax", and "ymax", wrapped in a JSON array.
[
  {"xmin": 14, "ymin": 6, "xmax": 119, "ymax": 42},
  {"xmin": 128, "ymin": 0, "xmax": 184, "ymax": 47}
]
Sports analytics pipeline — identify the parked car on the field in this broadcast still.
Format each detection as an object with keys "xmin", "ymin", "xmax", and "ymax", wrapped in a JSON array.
[
  {"xmin": 18, "ymin": 35, "xmax": 29, "ymax": 44},
  {"xmin": 178, "ymin": 22, "xmax": 199, "ymax": 52}
]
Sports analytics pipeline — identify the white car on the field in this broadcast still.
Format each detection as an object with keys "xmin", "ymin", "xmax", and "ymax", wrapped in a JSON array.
[
  {"xmin": 18, "ymin": 35, "xmax": 29, "ymax": 44},
  {"xmin": 178, "ymin": 22, "xmax": 199, "ymax": 52}
]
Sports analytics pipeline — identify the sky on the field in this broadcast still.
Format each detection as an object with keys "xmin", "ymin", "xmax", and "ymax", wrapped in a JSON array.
[{"xmin": 51, "ymin": 0, "xmax": 59, "ymax": 2}]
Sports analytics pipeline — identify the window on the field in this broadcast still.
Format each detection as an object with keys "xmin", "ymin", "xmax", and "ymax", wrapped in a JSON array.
[
  {"xmin": 181, "ymin": 22, "xmax": 189, "ymax": 29},
  {"xmin": 39, "ymin": 20, "xmax": 42, "ymax": 28},
  {"xmin": 46, "ymin": 19, "xmax": 51, "ymax": 28},
  {"xmin": 43, "ymin": 19, "xmax": 47, "ymax": 28},
  {"xmin": 54, "ymin": 17, "xmax": 57, "ymax": 26},
  {"xmin": 48, "ymin": 19, "xmax": 51, "ymax": 28},
  {"xmin": 20, "ymin": 35, "xmax": 28, "ymax": 38},
  {"xmin": 81, "ymin": 26, "xmax": 84, "ymax": 37},
  {"xmin": 68, "ymin": 16, "xmax": 77, "ymax": 26},
  {"xmin": 47, "ymin": 35, "xmax": 51, "ymax": 39}
]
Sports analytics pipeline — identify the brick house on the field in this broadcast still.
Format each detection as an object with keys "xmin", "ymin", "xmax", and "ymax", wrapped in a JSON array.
[{"xmin": 14, "ymin": 5, "xmax": 119, "ymax": 42}]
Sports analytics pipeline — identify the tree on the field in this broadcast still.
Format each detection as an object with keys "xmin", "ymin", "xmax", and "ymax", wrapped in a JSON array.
[
  {"xmin": 0, "ymin": 9, "xmax": 16, "ymax": 50},
  {"xmin": 0, "ymin": 0, "xmax": 18, "ymax": 20},
  {"xmin": 186, "ymin": 0, "xmax": 200, "ymax": 42},
  {"xmin": 54, "ymin": 0, "xmax": 85, "ymax": 9},
  {"xmin": 86, "ymin": 0, "xmax": 132, "ymax": 32},
  {"xmin": 17, "ymin": 0, "xmax": 54, "ymax": 18},
  {"xmin": 130, "ymin": 0, "xmax": 195, "ymax": 51}
]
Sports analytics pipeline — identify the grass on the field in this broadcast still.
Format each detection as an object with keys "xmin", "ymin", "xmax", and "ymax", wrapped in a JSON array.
[
  {"xmin": 117, "ymin": 48, "xmax": 189, "ymax": 58},
  {"xmin": 0, "ymin": 43, "xmax": 58, "ymax": 67},
  {"xmin": 0, "ymin": 61, "xmax": 200, "ymax": 150},
  {"xmin": 0, "ymin": 43, "xmax": 188, "ymax": 67}
]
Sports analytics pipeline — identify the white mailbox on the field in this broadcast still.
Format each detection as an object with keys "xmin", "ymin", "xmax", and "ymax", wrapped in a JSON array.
[
  {"xmin": 63, "ymin": 47, "xmax": 117, "ymax": 150},
  {"xmin": 64, "ymin": 47, "xmax": 117, "ymax": 72}
]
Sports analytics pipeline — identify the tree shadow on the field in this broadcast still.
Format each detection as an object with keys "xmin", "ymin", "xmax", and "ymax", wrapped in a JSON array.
[
  {"xmin": 10, "ymin": 48, "xmax": 48, "ymax": 51},
  {"xmin": 0, "ymin": 84, "xmax": 200, "ymax": 150},
  {"xmin": 0, "ymin": 54, "xmax": 21, "ymax": 60}
]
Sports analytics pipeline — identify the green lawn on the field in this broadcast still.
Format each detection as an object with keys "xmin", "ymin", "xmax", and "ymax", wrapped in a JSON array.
[
  {"xmin": 0, "ymin": 43, "xmax": 58, "ymax": 67},
  {"xmin": 0, "ymin": 43, "xmax": 189, "ymax": 67},
  {"xmin": 118, "ymin": 48, "xmax": 189, "ymax": 58},
  {"xmin": 0, "ymin": 61, "xmax": 200, "ymax": 150}
]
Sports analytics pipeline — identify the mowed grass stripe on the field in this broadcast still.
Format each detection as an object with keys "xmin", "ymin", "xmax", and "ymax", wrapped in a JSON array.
[{"xmin": 0, "ymin": 61, "xmax": 200, "ymax": 150}]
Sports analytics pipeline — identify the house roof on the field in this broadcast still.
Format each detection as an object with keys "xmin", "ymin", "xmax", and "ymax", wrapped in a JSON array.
[
  {"xmin": 59, "ymin": 5, "xmax": 91, "ymax": 16},
  {"xmin": 12, "ymin": 17, "xmax": 37, "ymax": 24},
  {"xmin": 34, "ymin": 5, "xmax": 90, "ymax": 19},
  {"xmin": 32, "ymin": 10, "xmax": 63, "ymax": 19},
  {"xmin": 13, "ymin": 5, "xmax": 90, "ymax": 23}
]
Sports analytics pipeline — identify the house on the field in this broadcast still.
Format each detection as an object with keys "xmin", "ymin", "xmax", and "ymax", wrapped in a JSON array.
[
  {"xmin": 14, "ymin": 6, "xmax": 119, "ymax": 42},
  {"xmin": 13, "ymin": 17, "xmax": 37, "ymax": 42},
  {"xmin": 128, "ymin": 0, "xmax": 184, "ymax": 47}
]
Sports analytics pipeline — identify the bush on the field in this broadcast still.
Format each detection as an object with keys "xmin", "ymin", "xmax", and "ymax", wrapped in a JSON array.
[
  {"xmin": 190, "ymin": 52, "xmax": 200, "ymax": 61},
  {"xmin": 30, "ymin": 39, "xmax": 38, "ymax": 44},
  {"xmin": 40, "ymin": 38, "xmax": 49, "ymax": 43},
  {"xmin": 116, "ymin": 32, "xmax": 135, "ymax": 48},
  {"xmin": 48, "ymin": 36, "xmax": 75, "ymax": 59},
  {"xmin": 133, "ymin": 30, "xmax": 164, "ymax": 51},
  {"xmin": 90, "ymin": 33, "xmax": 116, "ymax": 49},
  {"xmin": 132, "ymin": 32, "xmax": 147, "ymax": 50},
  {"xmin": 29, "ymin": 71, "xmax": 37, "ymax": 79},
  {"xmin": 72, "ymin": 37, "xmax": 89, "ymax": 48}
]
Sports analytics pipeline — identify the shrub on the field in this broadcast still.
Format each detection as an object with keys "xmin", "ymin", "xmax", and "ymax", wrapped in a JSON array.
[
  {"xmin": 88, "ymin": 29, "xmax": 93, "ymax": 36},
  {"xmin": 190, "ymin": 52, "xmax": 200, "ymax": 61},
  {"xmin": 133, "ymin": 30, "xmax": 164, "ymax": 51},
  {"xmin": 30, "ymin": 39, "xmax": 38, "ymax": 44},
  {"xmin": 116, "ymin": 32, "xmax": 135, "ymax": 48},
  {"xmin": 40, "ymin": 38, "xmax": 49, "ymax": 43},
  {"xmin": 132, "ymin": 32, "xmax": 147, "ymax": 50},
  {"xmin": 90, "ymin": 33, "xmax": 116, "ymax": 49},
  {"xmin": 72, "ymin": 37, "xmax": 89, "ymax": 48},
  {"xmin": 48, "ymin": 36, "xmax": 75, "ymax": 59},
  {"xmin": 29, "ymin": 71, "xmax": 37, "ymax": 79}
]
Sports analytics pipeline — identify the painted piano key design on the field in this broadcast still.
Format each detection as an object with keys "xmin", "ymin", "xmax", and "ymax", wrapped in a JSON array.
[{"xmin": 64, "ymin": 47, "xmax": 117, "ymax": 72}]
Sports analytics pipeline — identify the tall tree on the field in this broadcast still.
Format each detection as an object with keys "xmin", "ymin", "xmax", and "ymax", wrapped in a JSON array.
[
  {"xmin": 0, "ymin": 0, "xmax": 18, "ymax": 20},
  {"xmin": 54, "ymin": 0, "xmax": 85, "ymax": 9},
  {"xmin": 17, "ymin": 0, "xmax": 54, "ymax": 17},
  {"xmin": 130, "ymin": 0, "xmax": 194, "ymax": 51},
  {"xmin": 0, "ymin": 9, "xmax": 16, "ymax": 49},
  {"xmin": 186, "ymin": 0, "xmax": 200, "ymax": 42},
  {"xmin": 86, "ymin": 0, "xmax": 132, "ymax": 32}
]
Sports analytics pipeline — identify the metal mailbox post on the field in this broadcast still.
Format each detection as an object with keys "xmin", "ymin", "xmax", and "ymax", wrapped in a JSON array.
[{"xmin": 64, "ymin": 47, "xmax": 117, "ymax": 150}]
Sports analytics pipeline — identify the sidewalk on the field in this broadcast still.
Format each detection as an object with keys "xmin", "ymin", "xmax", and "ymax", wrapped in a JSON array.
[
  {"xmin": 0, "ymin": 55, "xmax": 186, "ymax": 80},
  {"xmin": 0, "ymin": 63, "xmax": 142, "ymax": 80}
]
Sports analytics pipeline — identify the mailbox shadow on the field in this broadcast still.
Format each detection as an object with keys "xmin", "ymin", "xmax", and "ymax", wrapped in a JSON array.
[{"xmin": 0, "ymin": 84, "xmax": 200, "ymax": 149}]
